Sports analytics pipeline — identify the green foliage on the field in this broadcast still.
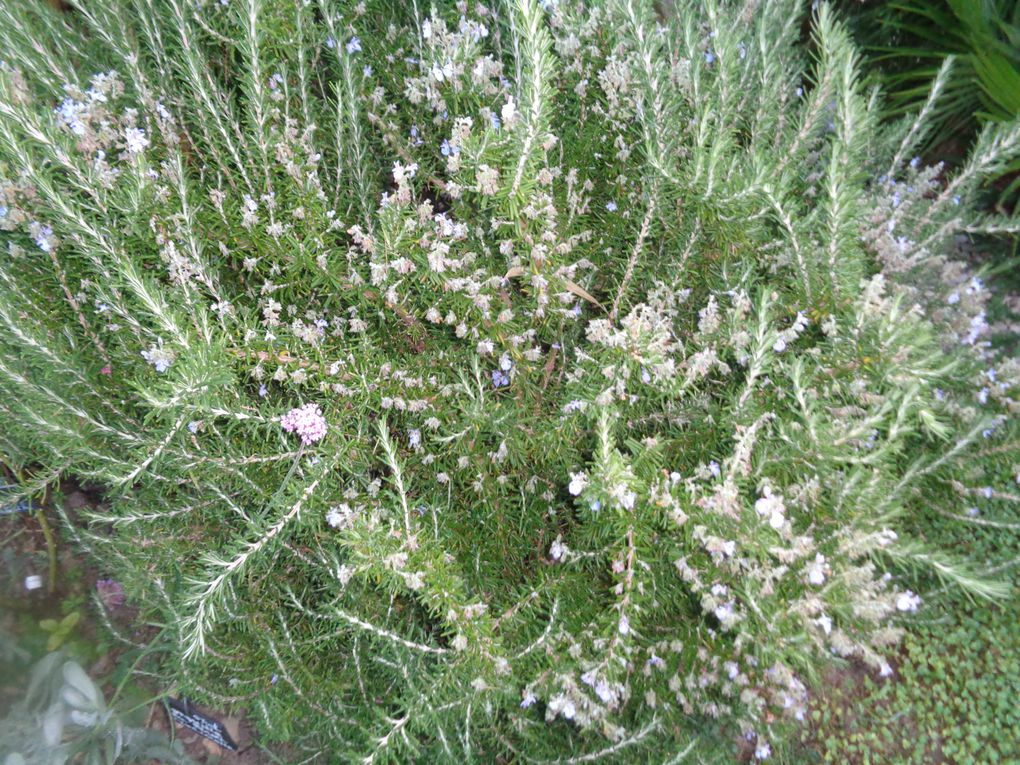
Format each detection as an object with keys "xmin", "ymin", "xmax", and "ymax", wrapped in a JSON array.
[
  {"xmin": 0, "ymin": 652, "xmax": 193, "ymax": 765},
  {"xmin": 801, "ymin": 503, "xmax": 1020, "ymax": 765},
  {"xmin": 863, "ymin": 0, "xmax": 1020, "ymax": 122},
  {"xmin": 38, "ymin": 612, "xmax": 82, "ymax": 653},
  {"xmin": 844, "ymin": 0, "xmax": 1020, "ymax": 202},
  {"xmin": 0, "ymin": 0, "xmax": 1018, "ymax": 762}
]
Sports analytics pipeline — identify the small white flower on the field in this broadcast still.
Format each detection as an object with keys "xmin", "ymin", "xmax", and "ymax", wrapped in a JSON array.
[
  {"xmin": 124, "ymin": 126, "xmax": 149, "ymax": 154},
  {"xmin": 326, "ymin": 504, "xmax": 354, "ymax": 529},
  {"xmin": 755, "ymin": 487, "xmax": 786, "ymax": 529},
  {"xmin": 550, "ymin": 537, "xmax": 566, "ymax": 561},
  {"xmin": 613, "ymin": 486, "xmax": 636, "ymax": 510},
  {"xmin": 878, "ymin": 528, "xmax": 898, "ymax": 545},
  {"xmin": 568, "ymin": 471, "xmax": 588, "ymax": 496},
  {"xmin": 431, "ymin": 60, "xmax": 454, "ymax": 82},
  {"xmin": 500, "ymin": 96, "xmax": 518, "ymax": 126},
  {"xmin": 32, "ymin": 223, "xmax": 55, "ymax": 252},
  {"xmin": 806, "ymin": 553, "xmax": 827, "ymax": 585},
  {"xmin": 714, "ymin": 601, "xmax": 735, "ymax": 623},
  {"xmin": 141, "ymin": 344, "xmax": 175, "ymax": 373},
  {"xmin": 896, "ymin": 590, "xmax": 922, "ymax": 612}
]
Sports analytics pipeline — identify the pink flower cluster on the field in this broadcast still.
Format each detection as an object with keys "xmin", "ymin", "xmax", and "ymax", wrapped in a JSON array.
[{"xmin": 280, "ymin": 403, "xmax": 328, "ymax": 445}]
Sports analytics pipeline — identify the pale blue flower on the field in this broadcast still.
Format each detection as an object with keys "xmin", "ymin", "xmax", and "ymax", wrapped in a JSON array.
[{"xmin": 34, "ymin": 224, "xmax": 53, "ymax": 252}]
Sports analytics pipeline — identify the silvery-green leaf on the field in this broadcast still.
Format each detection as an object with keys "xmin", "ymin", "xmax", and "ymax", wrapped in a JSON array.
[
  {"xmin": 60, "ymin": 685, "xmax": 93, "ymax": 713},
  {"xmin": 68, "ymin": 709, "xmax": 99, "ymax": 728},
  {"xmin": 61, "ymin": 662, "xmax": 101, "ymax": 708},
  {"xmin": 113, "ymin": 721, "xmax": 124, "ymax": 762},
  {"xmin": 42, "ymin": 704, "xmax": 65, "ymax": 746},
  {"xmin": 4, "ymin": 753, "xmax": 27, "ymax": 765},
  {"xmin": 25, "ymin": 652, "xmax": 64, "ymax": 709}
]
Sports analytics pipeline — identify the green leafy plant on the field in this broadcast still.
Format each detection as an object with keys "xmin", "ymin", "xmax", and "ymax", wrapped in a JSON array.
[
  {"xmin": 38, "ymin": 612, "xmax": 81, "ymax": 653},
  {"xmin": 0, "ymin": 0, "xmax": 1018, "ymax": 761},
  {"xmin": 868, "ymin": 1, "xmax": 1020, "ymax": 121},
  {"xmin": 844, "ymin": 0, "xmax": 1020, "ymax": 202},
  {"xmin": 0, "ymin": 652, "xmax": 193, "ymax": 765}
]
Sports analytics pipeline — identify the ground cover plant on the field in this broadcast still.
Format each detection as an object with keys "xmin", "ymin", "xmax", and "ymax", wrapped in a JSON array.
[
  {"xmin": 793, "ymin": 447, "xmax": 1020, "ymax": 765},
  {"xmin": 804, "ymin": 565, "xmax": 1020, "ymax": 765},
  {"xmin": 0, "ymin": 0, "xmax": 1019, "ymax": 761}
]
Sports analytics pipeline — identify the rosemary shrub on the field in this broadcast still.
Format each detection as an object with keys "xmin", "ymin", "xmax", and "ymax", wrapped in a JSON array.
[{"xmin": 0, "ymin": 0, "xmax": 1018, "ymax": 761}]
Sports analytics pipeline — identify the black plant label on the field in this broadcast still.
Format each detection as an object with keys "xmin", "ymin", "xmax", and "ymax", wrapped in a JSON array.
[{"xmin": 167, "ymin": 697, "xmax": 239, "ymax": 751}]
